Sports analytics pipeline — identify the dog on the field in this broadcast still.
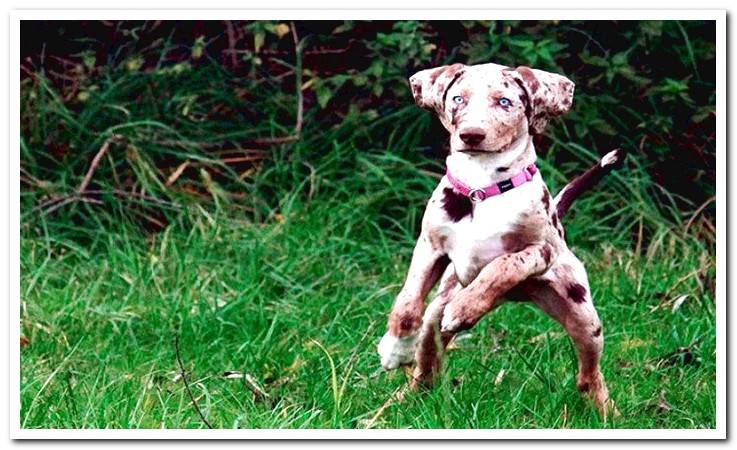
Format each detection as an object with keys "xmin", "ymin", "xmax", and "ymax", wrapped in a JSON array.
[{"xmin": 377, "ymin": 62, "xmax": 623, "ymax": 418}]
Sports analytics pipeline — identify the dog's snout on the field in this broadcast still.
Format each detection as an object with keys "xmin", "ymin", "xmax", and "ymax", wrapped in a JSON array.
[{"xmin": 459, "ymin": 128, "xmax": 486, "ymax": 146}]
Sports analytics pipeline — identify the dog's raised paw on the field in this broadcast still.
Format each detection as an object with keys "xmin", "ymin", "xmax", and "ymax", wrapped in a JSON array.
[
  {"xmin": 377, "ymin": 332, "xmax": 417, "ymax": 370},
  {"xmin": 440, "ymin": 315, "xmax": 461, "ymax": 334},
  {"xmin": 440, "ymin": 305, "xmax": 467, "ymax": 333}
]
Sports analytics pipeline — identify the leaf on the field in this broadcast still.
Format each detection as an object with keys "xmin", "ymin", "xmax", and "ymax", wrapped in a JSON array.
[
  {"xmin": 671, "ymin": 294, "xmax": 688, "ymax": 312},
  {"xmin": 254, "ymin": 31, "xmax": 265, "ymax": 53},
  {"xmin": 494, "ymin": 368, "xmax": 506, "ymax": 385},
  {"xmin": 641, "ymin": 21, "xmax": 663, "ymax": 38},
  {"xmin": 654, "ymin": 390, "xmax": 672, "ymax": 413},
  {"xmin": 191, "ymin": 36, "xmax": 205, "ymax": 60},
  {"xmin": 315, "ymin": 84, "xmax": 333, "ymax": 109},
  {"xmin": 81, "ymin": 51, "xmax": 96, "ymax": 70},
  {"xmin": 369, "ymin": 61, "xmax": 383, "ymax": 78},
  {"xmin": 332, "ymin": 21, "xmax": 354, "ymax": 34},
  {"xmin": 372, "ymin": 83, "xmax": 384, "ymax": 97},
  {"xmin": 124, "ymin": 56, "xmax": 144, "ymax": 72},
  {"xmin": 272, "ymin": 23, "xmax": 290, "ymax": 39},
  {"xmin": 612, "ymin": 51, "xmax": 629, "ymax": 66},
  {"xmin": 222, "ymin": 371, "xmax": 244, "ymax": 379},
  {"xmin": 692, "ymin": 105, "xmax": 715, "ymax": 123},
  {"xmin": 579, "ymin": 52, "xmax": 610, "ymax": 67}
]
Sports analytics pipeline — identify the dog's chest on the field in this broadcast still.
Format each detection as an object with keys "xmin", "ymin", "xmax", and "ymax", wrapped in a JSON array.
[{"xmin": 429, "ymin": 176, "xmax": 545, "ymax": 286}]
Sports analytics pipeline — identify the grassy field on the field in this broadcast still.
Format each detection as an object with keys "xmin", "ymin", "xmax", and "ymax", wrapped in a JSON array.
[
  {"xmin": 20, "ymin": 148, "xmax": 716, "ymax": 429},
  {"xmin": 19, "ymin": 29, "xmax": 716, "ymax": 428}
]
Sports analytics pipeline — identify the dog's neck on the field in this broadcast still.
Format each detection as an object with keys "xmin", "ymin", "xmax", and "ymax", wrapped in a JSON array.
[{"xmin": 445, "ymin": 136, "xmax": 536, "ymax": 188}]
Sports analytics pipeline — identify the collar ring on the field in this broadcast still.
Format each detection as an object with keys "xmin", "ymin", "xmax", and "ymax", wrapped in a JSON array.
[{"xmin": 468, "ymin": 188, "xmax": 486, "ymax": 203}]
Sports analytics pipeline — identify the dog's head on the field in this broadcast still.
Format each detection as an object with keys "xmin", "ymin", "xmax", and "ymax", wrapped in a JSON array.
[{"xmin": 409, "ymin": 62, "xmax": 575, "ymax": 153}]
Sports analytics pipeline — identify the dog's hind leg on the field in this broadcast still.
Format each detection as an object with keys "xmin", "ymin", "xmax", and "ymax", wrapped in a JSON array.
[
  {"xmin": 410, "ymin": 265, "xmax": 461, "ymax": 388},
  {"xmin": 516, "ymin": 250, "xmax": 617, "ymax": 420}
]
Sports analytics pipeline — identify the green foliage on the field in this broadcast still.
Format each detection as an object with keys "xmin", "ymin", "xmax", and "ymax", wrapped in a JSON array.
[{"xmin": 20, "ymin": 20, "xmax": 716, "ymax": 237}]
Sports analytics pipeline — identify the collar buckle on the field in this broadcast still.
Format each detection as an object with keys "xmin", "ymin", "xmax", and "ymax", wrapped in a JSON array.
[{"xmin": 468, "ymin": 188, "xmax": 486, "ymax": 203}]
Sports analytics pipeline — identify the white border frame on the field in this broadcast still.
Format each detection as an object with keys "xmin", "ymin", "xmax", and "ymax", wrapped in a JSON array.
[{"xmin": 8, "ymin": 9, "xmax": 726, "ymax": 440}]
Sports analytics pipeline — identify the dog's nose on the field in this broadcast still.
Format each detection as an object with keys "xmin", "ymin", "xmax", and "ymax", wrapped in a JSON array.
[{"xmin": 459, "ymin": 128, "xmax": 486, "ymax": 146}]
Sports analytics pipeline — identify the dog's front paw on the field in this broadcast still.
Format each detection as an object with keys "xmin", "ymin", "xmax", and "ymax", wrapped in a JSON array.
[
  {"xmin": 440, "ymin": 303, "xmax": 473, "ymax": 334},
  {"xmin": 377, "ymin": 332, "xmax": 417, "ymax": 370},
  {"xmin": 440, "ymin": 314, "xmax": 461, "ymax": 334}
]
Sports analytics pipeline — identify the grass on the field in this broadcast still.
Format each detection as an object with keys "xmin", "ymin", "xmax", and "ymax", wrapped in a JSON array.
[
  {"xmin": 20, "ymin": 161, "xmax": 716, "ymax": 429},
  {"xmin": 20, "ymin": 54, "xmax": 716, "ymax": 429}
]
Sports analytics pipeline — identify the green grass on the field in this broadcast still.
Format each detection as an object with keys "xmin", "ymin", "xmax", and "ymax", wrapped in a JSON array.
[
  {"xmin": 20, "ymin": 54, "xmax": 716, "ymax": 429},
  {"xmin": 20, "ymin": 159, "xmax": 716, "ymax": 429}
]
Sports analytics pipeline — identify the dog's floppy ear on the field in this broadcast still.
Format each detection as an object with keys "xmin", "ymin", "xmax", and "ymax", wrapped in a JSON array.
[
  {"xmin": 409, "ymin": 63, "xmax": 467, "ymax": 113},
  {"xmin": 506, "ymin": 66, "xmax": 575, "ymax": 135}
]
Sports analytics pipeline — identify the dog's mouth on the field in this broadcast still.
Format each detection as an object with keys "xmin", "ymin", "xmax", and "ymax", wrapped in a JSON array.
[{"xmin": 456, "ymin": 147, "xmax": 502, "ymax": 154}]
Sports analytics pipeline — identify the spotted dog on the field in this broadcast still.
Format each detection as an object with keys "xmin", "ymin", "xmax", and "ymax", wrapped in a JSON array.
[{"xmin": 377, "ymin": 62, "xmax": 623, "ymax": 418}]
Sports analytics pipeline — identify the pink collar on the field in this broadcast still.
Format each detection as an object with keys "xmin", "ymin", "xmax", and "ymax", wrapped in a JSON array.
[{"xmin": 446, "ymin": 163, "xmax": 538, "ymax": 202}]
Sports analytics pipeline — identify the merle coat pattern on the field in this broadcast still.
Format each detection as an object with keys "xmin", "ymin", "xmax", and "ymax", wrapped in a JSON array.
[{"xmin": 377, "ymin": 62, "xmax": 622, "ymax": 419}]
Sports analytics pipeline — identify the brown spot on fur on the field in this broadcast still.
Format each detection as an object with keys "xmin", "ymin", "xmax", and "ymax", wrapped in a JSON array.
[
  {"xmin": 451, "ymin": 108, "xmax": 459, "ymax": 127},
  {"xmin": 428, "ymin": 231, "xmax": 447, "ymax": 251},
  {"xmin": 439, "ymin": 65, "xmax": 466, "ymax": 107},
  {"xmin": 442, "ymin": 187, "xmax": 472, "ymax": 222},
  {"xmin": 389, "ymin": 308, "xmax": 421, "ymax": 337},
  {"xmin": 399, "ymin": 316, "xmax": 414, "ymax": 331},
  {"xmin": 592, "ymin": 326, "xmax": 602, "ymax": 337},
  {"xmin": 428, "ymin": 67, "xmax": 445, "ymax": 85},
  {"xmin": 501, "ymin": 220, "xmax": 543, "ymax": 253},
  {"xmin": 518, "ymin": 93, "xmax": 528, "ymax": 108},
  {"xmin": 542, "ymin": 189, "xmax": 551, "ymax": 211},
  {"xmin": 497, "ymin": 166, "xmax": 509, "ymax": 173},
  {"xmin": 539, "ymin": 245, "xmax": 552, "ymax": 264},
  {"xmin": 487, "ymin": 89, "xmax": 507, "ymax": 104},
  {"xmin": 567, "ymin": 283, "xmax": 587, "ymax": 303},
  {"xmin": 490, "ymin": 120, "xmax": 523, "ymax": 151},
  {"xmin": 577, "ymin": 381, "xmax": 590, "ymax": 392},
  {"xmin": 501, "ymin": 232, "xmax": 528, "ymax": 253},
  {"xmin": 516, "ymin": 66, "xmax": 540, "ymax": 94}
]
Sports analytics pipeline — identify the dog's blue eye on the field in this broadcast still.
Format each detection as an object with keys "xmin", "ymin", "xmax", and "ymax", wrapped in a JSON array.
[
  {"xmin": 499, "ymin": 97, "xmax": 511, "ymax": 107},
  {"xmin": 452, "ymin": 95, "xmax": 464, "ymax": 104}
]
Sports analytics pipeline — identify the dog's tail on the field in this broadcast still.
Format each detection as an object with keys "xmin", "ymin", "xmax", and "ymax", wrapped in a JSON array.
[{"xmin": 553, "ymin": 148, "xmax": 625, "ymax": 219}]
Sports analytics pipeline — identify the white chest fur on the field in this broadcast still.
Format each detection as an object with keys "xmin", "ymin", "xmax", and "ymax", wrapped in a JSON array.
[{"xmin": 428, "ymin": 173, "xmax": 544, "ymax": 286}]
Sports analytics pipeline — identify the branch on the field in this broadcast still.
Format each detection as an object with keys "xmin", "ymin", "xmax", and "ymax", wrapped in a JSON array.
[
  {"xmin": 291, "ymin": 21, "xmax": 303, "ymax": 138},
  {"xmin": 174, "ymin": 334, "xmax": 214, "ymax": 429},
  {"xmin": 77, "ymin": 134, "xmax": 122, "ymax": 194},
  {"xmin": 224, "ymin": 20, "xmax": 239, "ymax": 69},
  {"xmin": 34, "ymin": 195, "xmax": 102, "ymax": 216},
  {"xmin": 253, "ymin": 22, "xmax": 303, "ymax": 145}
]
